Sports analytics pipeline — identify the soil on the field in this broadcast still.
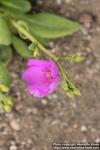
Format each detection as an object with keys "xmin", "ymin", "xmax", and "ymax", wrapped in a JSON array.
[{"xmin": 0, "ymin": 0, "xmax": 100, "ymax": 150}]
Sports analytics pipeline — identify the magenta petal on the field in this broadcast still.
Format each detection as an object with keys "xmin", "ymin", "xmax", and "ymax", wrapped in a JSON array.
[
  {"xmin": 49, "ymin": 60, "xmax": 59, "ymax": 78},
  {"xmin": 22, "ymin": 66, "xmax": 43, "ymax": 85},
  {"xmin": 22, "ymin": 59, "xmax": 60, "ymax": 98},
  {"xmin": 27, "ymin": 85, "xmax": 50, "ymax": 98},
  {"xmin": 22, "ymin": 66, "xmax": 51, "ymax": 87},
  {"xmin": 49, "ymin": 77, "xmax": 60, "ymax": 93}
]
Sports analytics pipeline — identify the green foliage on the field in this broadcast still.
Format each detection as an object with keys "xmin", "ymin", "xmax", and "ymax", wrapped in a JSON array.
[
  {"xmin": 0, "ymin": 84, "xmax": 9, "ymax": 93},
  {"xmin": 0, "ymin": 45, "xmax": 12, "ymax": 65},
  {"xmin": 17, "ymin": 20, "xmax": 29, "ymax": 39},
  {"xmin": 66, "ymin": 54, "xmax": 85, "ymax": 62},
  {"xmin": 0, "ymin": 0, "xmax": 81, "ymax": 111},
  {"xmin": 0, "ymin": 92, "xmax": 15, "ymax": 112},
  {"xmin": 0, "ymin": 0, "xmax": 31, "ymax": 13},
  {"xmin": 0, "ymin": 0, "xmax": 81, "ymax": 60},
  {"xmin": 23, "ymin": 12, "xmax": 80, "ymax": 38},
  {"xmin": 33, "ymin": 35, "xmax": 50, "ymax": 45},
  {"xmin": 0, "ymin": 15, "xmax": 12, "ymax": 45},
  {"xmin": 61, "ymin": 73, "xmax": 81, "ymax": 97},
  {"xmin": 58, "ymin": 53, "xmax": 85, "ymax": 63},
  {"xmin": 12, "ymin": 35, "xmax": 32, "ymax": 58},
  {"xmin": 0, "ymin": 63, "xmax": 11, "ymax": 87}
]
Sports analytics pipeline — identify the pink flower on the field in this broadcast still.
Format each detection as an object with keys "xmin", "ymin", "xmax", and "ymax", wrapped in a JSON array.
[{"xmin": 22, "ymin": 59, "xmax": 60, "ymax": 98}]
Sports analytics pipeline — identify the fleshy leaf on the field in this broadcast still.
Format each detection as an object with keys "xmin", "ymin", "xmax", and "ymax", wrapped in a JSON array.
[
  {"xmin": 33, "ymin": 35, "xmax": 50, "ymax": 45},
  {"xmin": 12, "ymin": 35, "xmax": 32, "ymax": 58},
  {"xmin": 0, "ymin": 0, "xmax": 31, "ymax": 13},
  {"xmin": 0, "ymin": 45, "xmax": 12, "ymax": 65},
  {"xmin": 0, "ymin": 15, "xmax": 12, "ymax": 45},
  {"xmin": 22, "ymin": 12, "xmax": 80, "ymax": 38},
  {"xmin": 0, "ymin": 63, "xmax": 11, "ymax": 87},
  {"xmin": 17, "ymin": 20, "xmax": 29, "ymax": 39}
]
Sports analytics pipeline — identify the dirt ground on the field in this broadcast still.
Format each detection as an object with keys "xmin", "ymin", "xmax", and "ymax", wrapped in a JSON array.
[{"xmin": 0, "ymin": 0, "xmax": 100, "ymax": 150}]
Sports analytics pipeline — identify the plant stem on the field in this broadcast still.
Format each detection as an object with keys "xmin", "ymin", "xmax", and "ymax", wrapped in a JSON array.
[
  {"xmin": 11, "ymin": 19, "xmax": 65, "ymax": 74},
  {"xmin": 11, "ymin": 20, "xmax": 58, "ymax": 60}
]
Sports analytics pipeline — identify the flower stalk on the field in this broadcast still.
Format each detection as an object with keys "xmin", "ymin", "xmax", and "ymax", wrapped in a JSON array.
[
  {"xmin": 11, "ymin": 19, "xmax": 81, "ymax": 97},
  {"xmin": 11, "ymin": 20, "xmax": 66, "ymax": 76}
]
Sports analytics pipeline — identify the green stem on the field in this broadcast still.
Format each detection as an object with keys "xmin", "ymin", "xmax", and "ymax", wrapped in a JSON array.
[
  {"xmin": 11, "ymin": 20, "xmax": 57, "ymax": 60},
  {"xmin": 11, "ymin": 19, "xmax": 65, "ymax": 75}
]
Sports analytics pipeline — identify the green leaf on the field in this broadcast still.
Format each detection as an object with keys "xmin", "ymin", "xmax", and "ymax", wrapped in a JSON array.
[
  {"xmin": 67, "ymin": 54, "xmax": 85, "ymax": 62},
  {"xmin": 16, "ymin": 20, "xmax": 50, "ymax": 45},
  {"xmin": 61, "ymin": 73, "xmax": 81, "ymax": 97},
  {"xmin": 22, "ymin": 12, "xmax": 80, "ymax": 38},
  {"xmin": 0, "ymin": 0, "xmax": 31, "ymax": 13},
  {"xmin": 17, "ymin": 20, "xmax": 29, "ymax": 39},
  {"xmin": 0, "ymin": 45, "xmax": 12, "ymax": 65},
  {"xmin": 0, "ymin": 15, "xmax": 12, "ymax": 45},
  {"xmin": 33, "ymin": 34, "xmax": 50, "ymax": 45},
  {"xmin": 0, "ymin": 84, "xmax": 9, "ymax": 93},
  {"xmin": 12, "ymin": 35, "xmax": 32, "ymax": 58},
  {"xmin": 0, "ymin": 92, "xmax": 15, "ymax": 112},
  {"xmin": 0, "ymin": 63, "xmax": 11, "ymax": 87}
]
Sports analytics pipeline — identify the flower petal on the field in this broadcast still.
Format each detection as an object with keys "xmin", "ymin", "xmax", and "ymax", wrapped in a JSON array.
[
  {"xmin": 22, "ymin": 59, "xmax": 60, "ymax": 97},
  {"xmin": 49, "ymin": 77, "xmax": 60, "ymax": 93},
  {"xmin": 22, "ymin": 66, "xmax": 43, "ymax": 85},
  {"xmin": 27, "ymin": 85, "xmax": 50, "ymax": 98},
  {"xmin": 49, "ymin": 60, "xmax": 59, "ymax": 78}
]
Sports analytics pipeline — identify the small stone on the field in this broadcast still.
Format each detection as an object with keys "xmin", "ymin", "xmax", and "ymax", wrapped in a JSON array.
[
  {"xmin": 73, "ymin": 124, "xmax": 78, "ymax": 129},
  {"xmin": 48, "ymin": 93, "xmax": 58, "ymax": 100},
  {"xmin": 9, "ymin": 145, "xmax": 18, "ymax": 150},
  {"xmin": 87, "ymin": 35, "xmax": 92, "ymax": 41},
  {"xmin": 52, "ymin": 119, "xmax": 60, "ymax": 125},
  {"xmin": 81, "ymin": 126, "xmax": 87, "ymax": 132},
  {"xmin": 56, "ymin": 0, "xmax": 62, "ymax": 5},
  {"xmin": 49, "ymin": 42, "xmax": 54, "ymax": 48},
  {"xmin": 82, "ymin": 138, "xmax": 87, "ymax": 142},
  {"xmin": 79, "ymin": 13, "xmax": 93, "ymax": 29},
  {"xmin": 48, "ymin": 95, "xmax": 52, "ymax": 100},
  {"xmin": 52, "ymin": 93, "xmax": 58, "ymax": 99},
  {"xmin": 41, "ymin": 99, "xmax": 48, "ymax": 105},
  {"xmin": 11, "ymin": 73, "xmax": 18, "ymax": 79},
  {"xmin": 96, "ymin": 27, "xmax": 100, "ymax": 32},
  {"xmin": 9, "ymin": 141, "xmax": 16, "ymax": 145},
  {"xmin": 81, "ymin": 26, "xmax": 89, "ymax": 35},
  {"xmin": 32, "ymin": 108, "xmax": 38, "ymax": 114},
  {"xmin": 95, "ymin": 138, "xmax": 100, "ymax": 143},
  {"xmin": 10, "ymin": 119, "xmax": 20, "ymax": 131}
]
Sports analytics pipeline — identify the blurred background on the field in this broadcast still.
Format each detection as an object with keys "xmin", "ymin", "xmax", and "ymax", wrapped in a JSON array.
[{"xmin": 0, "ymin": 0, "xmax": 100, "ymax": 150}]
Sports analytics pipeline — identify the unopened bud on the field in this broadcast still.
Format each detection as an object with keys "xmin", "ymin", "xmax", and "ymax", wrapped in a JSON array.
[
  {"xmin": 33, "ymin": 50, "xmax": 40, "ymax": 57},
  {"xmin": 0, "ymin": 84, "xmax": 9, "ymax": 93}
]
